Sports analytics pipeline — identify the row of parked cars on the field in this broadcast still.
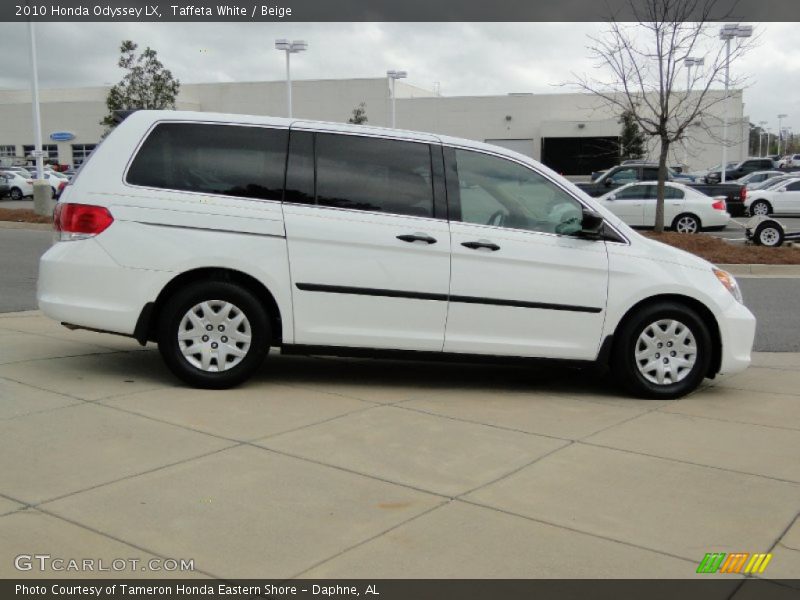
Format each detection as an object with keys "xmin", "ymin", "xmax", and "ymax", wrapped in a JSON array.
[
  {"xmin": 696, "ymin": 155, "xmax": 800, "ymax": 184},
  {"xmin": 578, "ymin": 159, "xmax": 800, "ymax": 233},
  {"xmin": 0, "ymin": 166, "xmax": 71, "ymax": 200}
]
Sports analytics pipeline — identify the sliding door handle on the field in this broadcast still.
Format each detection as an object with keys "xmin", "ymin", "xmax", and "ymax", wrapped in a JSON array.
[
  {"xmin": 461, "ymin": 240, "xmax": 500, "ymax": 251},
  {"xmin": 397, "ymin": 233, "xmax": 437, "ymax": 244}
]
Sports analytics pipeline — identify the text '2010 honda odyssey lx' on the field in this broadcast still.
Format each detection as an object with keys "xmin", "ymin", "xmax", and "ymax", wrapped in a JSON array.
[{"xmin": 38, "ymin": 111, "xmax": 756, "ymax": 399}]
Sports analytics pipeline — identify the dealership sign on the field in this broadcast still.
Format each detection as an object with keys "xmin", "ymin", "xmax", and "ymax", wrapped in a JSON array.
[{"xmin": 49, "ymin": 131, "xmax": 75, "ymax": 142}]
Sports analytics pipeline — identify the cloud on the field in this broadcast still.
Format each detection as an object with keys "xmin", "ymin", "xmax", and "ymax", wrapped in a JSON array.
[{"xmin": 0, "ymin": 21, "xmax": 796, "ymax": 132}]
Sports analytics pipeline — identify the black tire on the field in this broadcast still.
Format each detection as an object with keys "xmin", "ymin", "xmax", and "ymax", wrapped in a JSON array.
[
  {"xmin": 749, "ymin": 199, "xmax": 772, "ymax": 217},
  {"xmin": 753, "ymin": 221, "xmax": 784, "ymax": 247},
  {"xmin": 157, "ymin": 281, "xmax": 271, "ymax": 389},
  {"xmin": 611, "ymin": 302, "xmax": 712, "ymax": 399},
  {"xmin": 671, "ymin": 213, "xmax": 701, "ymax": 234},
  {"xmin": 9, "ymin": 187, "xmax": 22, "ymax": 200}
]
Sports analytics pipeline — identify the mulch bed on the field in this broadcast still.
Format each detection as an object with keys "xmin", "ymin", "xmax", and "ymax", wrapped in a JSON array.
[
  {"xmin": 0, "ymin": 208, "xmax": 52, "ymax": 224},
  {"xmin": 643, "ymin": 231, "xmax": 800, "ymax": 264}
]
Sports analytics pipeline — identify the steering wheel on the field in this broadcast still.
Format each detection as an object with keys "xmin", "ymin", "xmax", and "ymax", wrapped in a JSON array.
[{"xmin": 487, "ymin": 210, "xmax": 506, "ymax": 227}]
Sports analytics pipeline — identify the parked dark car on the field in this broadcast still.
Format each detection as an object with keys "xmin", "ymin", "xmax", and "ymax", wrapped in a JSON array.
[
  {"xmin": 705, "ymin": 158, "xmax": 775, "ymax": 183},
  {"xmin": 0, "ymin": 173, "xmax": 10, "ymax": 198},
  {"xmin": 577, "ymin": 163, "xmax": 747, "ymax": 216}
]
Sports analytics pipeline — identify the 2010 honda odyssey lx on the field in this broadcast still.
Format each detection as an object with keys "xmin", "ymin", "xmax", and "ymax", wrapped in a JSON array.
[{"xmin": 38, "ymin": 111, "xmax": 756, "ymax": 398}]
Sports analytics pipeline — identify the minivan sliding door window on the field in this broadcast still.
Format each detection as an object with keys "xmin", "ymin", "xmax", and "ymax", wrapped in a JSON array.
[
  {"xmin": 126, "ymin": 123, "xmax": 288, "ymax": 201},
  {"xmin": 314, "ymin": 133, "xmax": 435, "ymax": 219}
]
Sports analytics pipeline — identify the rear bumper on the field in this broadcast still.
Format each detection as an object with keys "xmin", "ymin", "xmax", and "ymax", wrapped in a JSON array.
[{"xmin": 37, "ymin": 239, "xmax": 170, "ymax": 336}]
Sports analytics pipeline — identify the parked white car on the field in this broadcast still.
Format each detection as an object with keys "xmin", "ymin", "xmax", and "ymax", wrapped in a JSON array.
[
  {"xmin": 37, "ymin": 171, "xmax": 70, "ymax": 196},
  {"xmin": 0, "ymin": 170, "xmax": 33, "ymax": 200},
  {"xmin": 735, "ymin": 170, "xmax": 784, "ymax": 189},
  {"xmin": 38, "ymin": 110, "xmax": 755, "ymax": 399},
  {"xmin": 598, "ymin": 181, "xmax": 730, "ymax": 233},
  {"xmin": 745, "ymin": 177, "xmax": 800, "ymax": 216},
  {"xmin": 776, "ymin": 154, "xmax": 800, "ymax": 168}
]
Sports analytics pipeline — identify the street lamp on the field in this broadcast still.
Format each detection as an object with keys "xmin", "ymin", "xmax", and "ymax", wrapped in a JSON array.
[
  {"xmin": 683, "ymin": 57, "xmax": 704, "ymax": 168},
  {"xmin": 758, "ymin": 120, "xmax": 768, "ymax": 157},
  {"xmin": 684, "ymin": 56, "xmax": 704, "ymax": 90},
  {"xmin": 719, "ymin": 23, "xmax": 752, "ymax": 182},
  {"xmin": 777, "ymin": 114, "xmax": 788, "ymax": 156},
  {"xmin": 274, "ymin": 39, "xmax": 307, "ymax": 118},
  {"xmin": 387, "ymin": 70, "xmax": 407, "ymax": 128}
]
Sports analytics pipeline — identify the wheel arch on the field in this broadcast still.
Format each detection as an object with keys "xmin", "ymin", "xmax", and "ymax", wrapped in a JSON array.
[
  {"xmin": 611, "ymin": 293, "xmax": 722, "ymax": 377},
  {"xmin": 137, "ymin": 267, "xmax": 283, "ymax": 346}
]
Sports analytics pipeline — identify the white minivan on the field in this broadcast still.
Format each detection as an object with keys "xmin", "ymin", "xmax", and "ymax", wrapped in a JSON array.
[{"xmin": 38, "ymin": 111, "xmax": 756, "ymax": 399}]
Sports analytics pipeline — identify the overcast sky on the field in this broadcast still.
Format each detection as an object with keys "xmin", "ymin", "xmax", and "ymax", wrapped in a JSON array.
[{"xmin": 0, "ymin": 21, "xmax": 798, "ymax": 132}]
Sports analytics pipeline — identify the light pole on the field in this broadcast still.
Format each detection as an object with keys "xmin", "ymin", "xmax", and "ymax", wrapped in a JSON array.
[
  {"xmin": 758, "ymin": 121, "xmax": 768, "ymax": 157},
  {"xmin": 386, "ymin": 70, "xmax": 407, "ymax": 128},
  {"xmin": 777, "ymin": 114, "xmax": 788, "ymax": 156},
  {"xmin": 27, "ymin": 21, "xmax": 52, "ymax": 216},
  {"xmin": 683, "ymin": 57, "xmax": 704, "ymax": 168},
  {"xmin": 274, "ymin": 39, "xmax": 307, "ymax": 118},
  {"xmin": 719, "ymin": 23, "xmax": 752, "ymax": 183}
]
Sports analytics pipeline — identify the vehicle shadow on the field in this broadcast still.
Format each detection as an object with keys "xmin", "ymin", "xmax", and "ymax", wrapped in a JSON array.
[{"xmin": 258, "ymin": 352, "xmax": 621, "ymax": 398}]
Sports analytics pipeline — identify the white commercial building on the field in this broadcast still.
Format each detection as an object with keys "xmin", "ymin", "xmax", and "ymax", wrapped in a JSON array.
[{"xmin": 0, "ymin": 77, "xmax": 748, "ymax": 174}]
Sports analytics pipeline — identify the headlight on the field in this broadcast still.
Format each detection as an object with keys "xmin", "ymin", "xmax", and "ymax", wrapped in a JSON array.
[{"xmin": 713, "ymin": 268, "xmax": 743, "ymax": 304}]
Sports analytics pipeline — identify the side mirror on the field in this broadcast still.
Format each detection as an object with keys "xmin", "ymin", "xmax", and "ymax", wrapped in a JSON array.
[
  {"xmin": 607, "ymin": 194, "xmax": 616, "ymax": 201},
  {"xmin": 778, "ymin": 188, "xmax": 786, "ymax": 193},
  {"xmin": 604, "ymin": 178, "xmax": 612, "ymax": 187},
  {"xmin": 580, "ymin": 208, "xmax": 605, "ymax": 238}
]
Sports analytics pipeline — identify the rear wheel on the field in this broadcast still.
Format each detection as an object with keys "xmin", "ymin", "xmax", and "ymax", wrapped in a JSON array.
[
  {"xmin": 612, "ymin": 302, "xmax": 712, "ymax": 399},
  {"xmin": 750, "ymin": 200, "xmax": 772, "ymax": 217},
  {"xmin": 672, "ymin": 213, "xmax": 701, "ymax": 234},
  {"xmin": 9, "ymin": 187, "xmax": 22, "ymax": 200},
  {"xmin": 157, "ymin": 281, "xmax": 270, "ymax": 389}
]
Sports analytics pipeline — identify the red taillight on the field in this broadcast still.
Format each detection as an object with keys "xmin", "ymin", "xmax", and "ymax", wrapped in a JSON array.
[
  {"xmin": 54, "ymin": 203, "xmax": 113, "ymax": 238},
  {"xmin": 712, "ymin": 198, "xmax": 726, "ymax": 211},
  {"xmin": 741, "ymin": 186, "xmax": 747, "ymax": 201}
]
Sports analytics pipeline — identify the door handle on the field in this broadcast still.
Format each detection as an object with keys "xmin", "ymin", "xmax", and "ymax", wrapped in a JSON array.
[
  {"xmin": 461, "ymin": 240, "xmax": 500, "ymax": 251},
  {"xmin": 397, "ymin": 233, "xmax": 437, "ymax": 244}
]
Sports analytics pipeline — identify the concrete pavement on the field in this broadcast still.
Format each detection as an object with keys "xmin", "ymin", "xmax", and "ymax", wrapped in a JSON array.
[{"xmin": 0, "ymin": 311, "xmax": 798, "ymax": 580}]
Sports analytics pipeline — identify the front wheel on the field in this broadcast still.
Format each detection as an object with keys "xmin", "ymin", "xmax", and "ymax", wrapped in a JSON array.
[
  {"xmin": 672, "ymin": 213, "xmax": 701, "ymax": 234},
  {"xmin": 9, "ymin": 187, "xmax": 22, "ymax": 200},
  {"xmin": 612, "ymin": 302, "xmax": 712, "ymax": 399},
  {"xmin": 157, "ymin": 281, "xmax": 271, "ymax": 389}
]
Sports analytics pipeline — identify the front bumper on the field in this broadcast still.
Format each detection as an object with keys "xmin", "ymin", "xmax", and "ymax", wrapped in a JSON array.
[{"xmin": 716, "ymin": 299, "xmax": 756, "ymax": 375}]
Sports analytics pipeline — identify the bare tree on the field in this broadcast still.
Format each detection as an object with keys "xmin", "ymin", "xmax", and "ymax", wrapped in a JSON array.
[{"xmin": 573, "ymin": 0, "xmax": 755, "ymax": 232}]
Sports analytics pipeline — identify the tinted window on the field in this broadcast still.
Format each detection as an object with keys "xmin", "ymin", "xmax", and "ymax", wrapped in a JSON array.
[
  {"xmin": 786, "ymin": 181, "xmax": 800, "ymax": 191},
  {"xmin": 454, "ymin": 149, "xmax": 583, "ymax": 235},
  {"xmin": 642, "ymin": 167, "xmax": 660, "ymax": 180},
  {"xmin": 664, "ymin": 186, "xmax": 685, "ymax": 200},
  {"xmin": 284, "ymin": 130, "xmax": 314, "ymax": 205},
  {"xmin": 608, "ymin": 167, "xmax": 638, "ymax": 184},
  {"xmin": 126, "ymin": 123, "xmax": 288, "ymax": 200},
  {"xmin": 615, "ymin": 185, "xmax": 650, "ymax": 199},
  {"xmin": 315, "ymin": 133, "xmax": 434, "ymax": 218}
]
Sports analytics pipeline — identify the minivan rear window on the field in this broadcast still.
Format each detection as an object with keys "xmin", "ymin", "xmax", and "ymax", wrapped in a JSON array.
[
  {"xmin": 126, "ymin": 122, "xmax": 288, "ymax": 201},
  {"xmin": 315, "ymin": 133, "xmax": 434, "ymax": 218}
]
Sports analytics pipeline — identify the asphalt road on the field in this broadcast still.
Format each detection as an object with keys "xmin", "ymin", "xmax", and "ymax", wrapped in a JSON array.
[{"xmin": 0, "ymin": 226, "xmax": 797, "ymax": 351}]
